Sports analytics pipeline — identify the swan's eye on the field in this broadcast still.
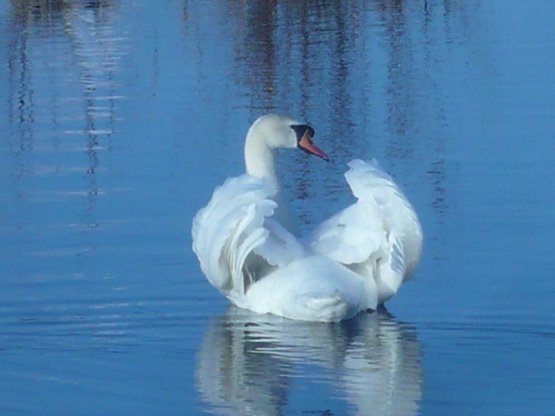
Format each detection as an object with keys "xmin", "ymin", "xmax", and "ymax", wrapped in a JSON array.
[
  {"xmin": 293, "ymin": 124, "xmax": 329, "ymax": 161},
  {"xmin": 290, "ymin": 124, "xmax": 315, "ymax": 143}
]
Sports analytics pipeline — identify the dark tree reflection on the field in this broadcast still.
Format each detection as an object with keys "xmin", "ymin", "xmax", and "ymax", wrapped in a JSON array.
[{"xmin": 179, "ymin": 0, "xmax": 488, "ymax": 235}]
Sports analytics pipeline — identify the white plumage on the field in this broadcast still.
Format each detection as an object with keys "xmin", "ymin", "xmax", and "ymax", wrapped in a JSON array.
[{"xmin": 192, "ymin": 114, "xmax": 422, "ymax": 322}]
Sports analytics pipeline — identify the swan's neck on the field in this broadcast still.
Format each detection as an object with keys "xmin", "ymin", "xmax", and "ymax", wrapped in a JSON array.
[{"xmin": 244, "ymin": 129, "xmax": 279, "ymax": 189}]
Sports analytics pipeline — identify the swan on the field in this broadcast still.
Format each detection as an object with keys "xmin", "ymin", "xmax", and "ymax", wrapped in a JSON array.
[{"xmin": 192, "ymin": 114, "xmax": 422, "ymax": 322}]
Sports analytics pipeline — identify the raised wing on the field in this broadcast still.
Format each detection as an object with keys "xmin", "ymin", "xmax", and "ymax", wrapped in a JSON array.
[
  {"xmin": 307, "ymin": 159, "xmax": 422, "ymax": 303},
  {"xmin": 344, "ymin": 159, "xmax": 423, "ymax": 277},
  {"xmin": 192, "ymin": 175, "xmax": 304, "ymax": 299}
]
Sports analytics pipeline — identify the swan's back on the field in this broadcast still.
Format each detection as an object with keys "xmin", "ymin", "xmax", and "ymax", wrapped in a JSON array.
[
  {"xmin": 191, "ymin": 173, "xmax": 377, "ymax": 321},
  {"xmin": 192, "ymin": 157, "xmax": 422, "ymax": 320}
]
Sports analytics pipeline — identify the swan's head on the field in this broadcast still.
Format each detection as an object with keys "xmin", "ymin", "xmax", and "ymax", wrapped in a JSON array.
[{"xmin": 249, "ymin": 114, "xmax": 329, "ymax": 161}]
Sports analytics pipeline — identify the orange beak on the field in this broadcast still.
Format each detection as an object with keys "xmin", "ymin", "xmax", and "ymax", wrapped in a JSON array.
[{"xmin": 298, "ymin": 130, "xmax": 329, "ymax": 161}]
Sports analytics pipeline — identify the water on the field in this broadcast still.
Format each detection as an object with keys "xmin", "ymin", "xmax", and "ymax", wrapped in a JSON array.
[{"xmin": 1, "ymin": 1, "xmax": 554, "ymax": 414}]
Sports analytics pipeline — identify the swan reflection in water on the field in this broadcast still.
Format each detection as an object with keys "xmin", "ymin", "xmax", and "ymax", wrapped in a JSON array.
[{"xmin": 196, "ymin": 309, "xmax": 422, "ymax": 415}]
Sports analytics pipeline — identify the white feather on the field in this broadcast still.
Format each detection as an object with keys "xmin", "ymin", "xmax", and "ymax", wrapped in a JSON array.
[{"xmin": 192, "ymin": 115, "xmax": 423, "ymax": 321}]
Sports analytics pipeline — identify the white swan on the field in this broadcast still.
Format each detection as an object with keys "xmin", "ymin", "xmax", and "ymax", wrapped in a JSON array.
[{"xmin": 192, "ymin": 114, "xmax": 422, "ymax": 322}]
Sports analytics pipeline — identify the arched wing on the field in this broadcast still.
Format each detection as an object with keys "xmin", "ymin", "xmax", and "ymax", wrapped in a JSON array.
[
  {"xmin": 192, "ymin": 175, "xmax": 304, "ymax": 297},
  {"xmin": 344, "ymin": 159, "xmax": 423, "ymax": 277},
  {"xmin": 307, "ymin": 159, "xmax": 422, "ymax": 302}
]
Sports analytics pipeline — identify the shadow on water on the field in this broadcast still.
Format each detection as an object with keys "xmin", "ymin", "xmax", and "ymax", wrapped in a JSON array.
[{"xmin": 196, "ymin": 309, "xmax": 422, "ymax": 415}]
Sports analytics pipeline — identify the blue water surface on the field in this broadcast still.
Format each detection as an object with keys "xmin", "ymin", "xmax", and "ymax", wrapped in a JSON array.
[{"xmin": 1, "ymin": 1, "xmax": 554, "ymax": 415}]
